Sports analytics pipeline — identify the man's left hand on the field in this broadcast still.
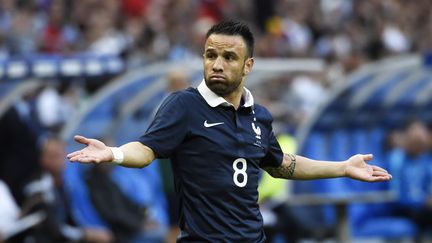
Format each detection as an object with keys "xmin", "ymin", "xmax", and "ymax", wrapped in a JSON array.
[{"xmin": 344, "ymin": 154, "xmax": 392, "ymax": 182}]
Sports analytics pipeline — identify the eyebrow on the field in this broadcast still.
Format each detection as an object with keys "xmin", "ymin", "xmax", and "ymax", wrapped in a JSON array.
[
  {"xmin": 223, "ymin": 50, "xmax": 238, "ymax": 56},
  {"xmin": 205, "ymin": 48, "xmax": 239, "ymax": 57}
]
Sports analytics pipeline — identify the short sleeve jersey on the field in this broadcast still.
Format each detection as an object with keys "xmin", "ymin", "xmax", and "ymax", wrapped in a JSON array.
[{"xmin": 139, "ymin": 81, "xmax": 284, "ymax": 242}]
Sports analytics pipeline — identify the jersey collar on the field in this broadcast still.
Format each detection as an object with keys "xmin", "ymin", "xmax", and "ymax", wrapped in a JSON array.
[{"xmin": 197, "ymin": 80, "xmax": 254, "ymax": 108}]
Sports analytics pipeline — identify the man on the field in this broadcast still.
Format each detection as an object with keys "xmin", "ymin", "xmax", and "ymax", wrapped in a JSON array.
[
  {"xmin": 389, "ymin": 121, "xmax": 432, "ymax": 238},
  {"xmin": 26, "ymin": 136, "xmax": 113, "ymax": 243},
  {"xmin": 68, "ymin": 20, "xmax": 392, "ymax": 242}
]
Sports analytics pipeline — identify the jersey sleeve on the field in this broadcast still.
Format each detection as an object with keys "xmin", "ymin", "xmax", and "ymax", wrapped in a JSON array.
[
  {"xmin": 138, "ymin": 92, "xmax": 188, "ymax": 158},
  {"xmin": 260, "ymin": 131, "xmax": 284, "ymax": 168}
]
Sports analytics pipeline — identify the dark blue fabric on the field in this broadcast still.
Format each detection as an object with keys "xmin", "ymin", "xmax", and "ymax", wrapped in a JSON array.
[{"xmin": 139, "ymin": 87, "xmax": 283, "ymax": 242}]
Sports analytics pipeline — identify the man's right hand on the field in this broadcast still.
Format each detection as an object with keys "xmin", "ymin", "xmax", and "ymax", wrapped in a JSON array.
[{"xmin": 67, "ymin": 135, "xmax": 113, "ymax": 164}]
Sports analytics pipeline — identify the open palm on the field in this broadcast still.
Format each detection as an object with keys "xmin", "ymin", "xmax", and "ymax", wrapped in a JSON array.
[
  {"xmin": 345, "ymin": 154, "xmax": 392, "ymax": 182},
  {"xmin": 67, "ymin": 135, "xmax": 113, "ymax": 163}
]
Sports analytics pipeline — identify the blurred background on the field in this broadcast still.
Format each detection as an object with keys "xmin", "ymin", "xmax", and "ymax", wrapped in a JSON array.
[{"xmin": 0, "ymin": 0, "xmax": 432, "ymax": 242}]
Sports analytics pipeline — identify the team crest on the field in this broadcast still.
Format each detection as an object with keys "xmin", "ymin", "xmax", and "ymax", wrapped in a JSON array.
[{"xmin": 252, "ymin": 122, "xmax": 261, "ymax": 139}]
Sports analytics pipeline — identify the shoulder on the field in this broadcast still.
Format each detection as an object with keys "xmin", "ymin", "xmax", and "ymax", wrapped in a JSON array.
[
  {"xmin": 162, "ymin": 87, "xmax": 200, "ymax": 105},
  {"xmin": 156, "ymin": 88, "xmax": 202, "ymax": 117}
]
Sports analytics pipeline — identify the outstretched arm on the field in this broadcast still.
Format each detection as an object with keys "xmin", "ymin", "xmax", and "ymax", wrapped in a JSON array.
[
  {"xmin": 67, "ymin": 135, "xmax": 155, "ymax": 168},
  {"xmin": 263, "ymin": 153, "xmax": 392, "ymax": 182}
]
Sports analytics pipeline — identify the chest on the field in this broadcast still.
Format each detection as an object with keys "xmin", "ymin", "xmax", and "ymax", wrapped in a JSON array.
[
  {"xmin": 186, "ymin": 106, "xmax": 269, "ymax": 159},
  {"xmin": 171, "ymin": 104, "xmax": 273, "ymax": 190}
]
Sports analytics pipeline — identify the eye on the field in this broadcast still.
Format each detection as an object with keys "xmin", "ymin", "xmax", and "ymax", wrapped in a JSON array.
[
  {"xmin": 224, "ymin": 53, "xmax": 237, "ymax": 61},
  {"xmin": 205, "ymin": 52, "xmax": 217, "ymax": 59}
]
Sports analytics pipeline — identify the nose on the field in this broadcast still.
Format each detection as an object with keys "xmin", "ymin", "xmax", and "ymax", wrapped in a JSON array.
[{"xmin": 212, "ymin": 57, "xmax": 223, "ymax": 72}]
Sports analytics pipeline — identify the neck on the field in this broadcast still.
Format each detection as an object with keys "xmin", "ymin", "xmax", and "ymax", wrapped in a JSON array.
[{"xmin": 223, "ymin": 86, "xmax": 243, "ymax": 110}]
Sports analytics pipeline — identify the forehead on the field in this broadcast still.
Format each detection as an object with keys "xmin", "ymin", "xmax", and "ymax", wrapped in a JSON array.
[{"xmin": 205, "ymin": 34, "xmax": 247, "ymax": 54}]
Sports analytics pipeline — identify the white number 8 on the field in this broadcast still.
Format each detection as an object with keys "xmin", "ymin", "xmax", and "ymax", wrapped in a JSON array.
[{"xmin": 233, "ymin": 158, "xmax": 248, "ymax": 187}]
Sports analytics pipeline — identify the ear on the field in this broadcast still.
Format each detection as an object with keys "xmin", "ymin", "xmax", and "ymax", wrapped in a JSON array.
[{"xmin": 243, "ymin": 57, "xmax": 254, "ymax": 76}]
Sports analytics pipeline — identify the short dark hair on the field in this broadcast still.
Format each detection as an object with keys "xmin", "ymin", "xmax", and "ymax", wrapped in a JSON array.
[{"xmin": 206, "ymin": 20, "xmax": 254, "ymax": 58}]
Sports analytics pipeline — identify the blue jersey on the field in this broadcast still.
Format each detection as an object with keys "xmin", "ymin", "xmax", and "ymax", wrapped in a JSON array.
[{"xmin": 139, "ymin": 81, "xmax": 283, "ymax": 242}]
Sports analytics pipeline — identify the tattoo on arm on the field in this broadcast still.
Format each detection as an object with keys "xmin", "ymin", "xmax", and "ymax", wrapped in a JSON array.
[
  {"xmin": 285, "ymin": 153, "xmax": 296, "ymax": 178},
  {"xmin": 264, "ymin": 153, "xmax": 297, "ymax": 179}
]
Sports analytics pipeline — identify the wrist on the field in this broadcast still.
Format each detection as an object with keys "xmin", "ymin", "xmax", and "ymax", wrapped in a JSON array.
[
  {"xmin": 109, "ymin": 147, "xmax": 124, "ymax": 164},
  {"xmin": 340, "ymin": 160, "xmax": 349, "ymax": 177}
]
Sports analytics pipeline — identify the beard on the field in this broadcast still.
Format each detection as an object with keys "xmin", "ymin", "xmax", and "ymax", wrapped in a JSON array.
[
  {"xmin": 205, "ymin": 77, "xmax": 242, "ymax": 96},
  {"xmin": 204, "ymin": 62, "xmax": 245, "ymax": 96}
]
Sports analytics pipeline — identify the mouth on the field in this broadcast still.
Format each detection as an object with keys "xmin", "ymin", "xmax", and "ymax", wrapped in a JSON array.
[{"xmin": 209, "ymin": 74, "xmax": 226, "ymax": 81}]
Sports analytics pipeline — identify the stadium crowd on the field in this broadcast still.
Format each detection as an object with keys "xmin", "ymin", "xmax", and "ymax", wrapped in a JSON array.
[
  {"xmin": 2, "ymin": 0, "xmax": 432, "ymax": 125},
  {"xmin": 1, "ymin": 0, "xmax": 432, "ymax": 69},
  {"xmin": 1, "ymin": 0, "xmax": 432, "ymax": 242}
]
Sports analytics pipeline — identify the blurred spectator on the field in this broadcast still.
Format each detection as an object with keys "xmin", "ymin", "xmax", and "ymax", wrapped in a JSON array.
[
  {"xmin": 21, "ymin": 136, "xmax": 113, "ymax": 243},
  {"xmin": 381, "ymin": 23, "xmax": 410, "ymax": 54},
  {"xmin": 83, "ymin": 5, "xmax": 130, "ymax": 57},
  {"xmin": 285, "ymin": 73, "xmax": 329, "ymax": 124},
  {"xmin": 165, "ymin": 69, "xmax": 190, "ymax": 93},
  {"xmin": 85, "ymin": 164, "xmax": 167, "ymax": 243},
  {"xmin": 5, "ymin": 1, "xmax": 44, "ymax": 56},
  {"xmin": 254, "ymin": 69, "xmax": 333, "ymax": 133},
  {"xmin": 0, "ymin": 180, "xmax": 21, "ymax": 241},
  {"xmin": 252, "ymin": 75, "xmax": 306, "ymax": 132},
  {"xmin": 82, "ymin": 137, "xmax": 168, "ymax": 243},
  {"xmin": 37, "ymin": 0, "xmax": 79, "ymax": 54},
  {"xmin": 253, "ymin": 0, "xmax": 275, "ymax": 32},
  {"xmin": 388, "ymin": 120, "xmax": 432, "ymax": 238},
  {"xmin": 34, "ymin": 81, "xmax": 82, "ymax": 133},
  {"xmin": 0, "ymin": 93, "xmax": 42, "ymax": 206},
  {"xmin": 122, "ymin": 0, "xmax": 149, "ymax": 18},
  {"xmin": 35, "ymin": 84, "xmax": 66, "ymax": 132}
]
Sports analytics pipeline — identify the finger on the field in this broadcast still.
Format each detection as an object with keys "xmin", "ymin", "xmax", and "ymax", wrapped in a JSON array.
[
  {"xmin": 371, "ymin": 165, "xmax": 388, "ymax": 173},
  {"xmin": 67, "ymin": 150, "xmax": 82, "ymax": 159},
  {"xmin": 362, "ymin": 154, "xmax": 373, "ymax": 162},
  {"xmin": 69, "ymin": 155, "xmax": 101, "ymax": 163},
  {"xmin": 68, "ymin": 155, "xmax": 82, "ymax": 162},
  {"xmin": 369, "ymin": 175, "xmax": 392, "ymax": 182},
  {"xmin": 68, "ymin": 153, "xmax": 90, "ymax": 162},
  {"xmin": 372, "ymin": 170, "xmax": 390, "ymax": 177},
  {"xmin": 74, "ymin": 135, "xmax": 90, "ymax": 145}
]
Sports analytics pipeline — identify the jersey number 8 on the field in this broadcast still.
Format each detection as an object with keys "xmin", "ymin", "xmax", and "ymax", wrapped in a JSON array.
[{"xmin": 233, "ymin": 158, "xmax": 248, "ymax": 187}]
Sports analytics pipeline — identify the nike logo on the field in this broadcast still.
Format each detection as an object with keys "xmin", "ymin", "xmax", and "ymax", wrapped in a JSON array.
[{"xmin": 204, "ymin": 120, "xmax": 224, "ymax": 128}]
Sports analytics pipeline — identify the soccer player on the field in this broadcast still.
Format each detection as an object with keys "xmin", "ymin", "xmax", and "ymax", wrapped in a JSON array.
[{"xmin": 68, "ymin": 20, "xmax": 392, "ymax": 242}]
